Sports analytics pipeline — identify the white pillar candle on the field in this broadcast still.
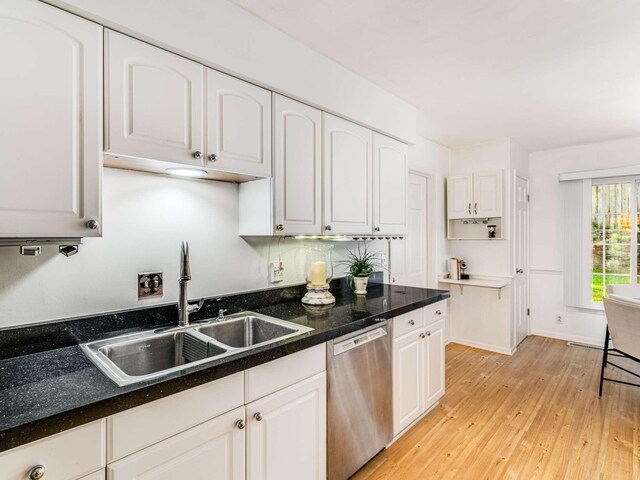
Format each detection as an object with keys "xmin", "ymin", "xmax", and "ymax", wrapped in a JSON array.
[{"xmin": 310, "ymin": 260, "xmax": 327, "ymax": 286}]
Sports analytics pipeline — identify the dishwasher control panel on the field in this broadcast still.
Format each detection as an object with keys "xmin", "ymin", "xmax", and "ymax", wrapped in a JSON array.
[{"xmin": 333, "ymin": 327, "xmax": 387, "ymax": 355}]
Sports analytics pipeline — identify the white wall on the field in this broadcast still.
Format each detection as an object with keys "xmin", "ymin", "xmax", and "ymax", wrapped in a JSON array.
[
  {"xmin": 529, "ymin": 136, "xmax": 640, "ymax": 345},
  {"xmin": 407, "ymin": 136, "xmax": 451, "ymax": 284},
  {"xmin": 44, "ymin": 0, "xmax": 416, "ymax": 144},
  {"xmin": 0, "ymin": 169, "xmax": 386, "ymax": 328}
]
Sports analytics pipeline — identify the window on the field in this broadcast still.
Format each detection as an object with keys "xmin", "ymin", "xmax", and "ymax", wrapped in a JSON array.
[{"xmin": 591, "ymin": 178, "xmax": 640, "ymax": 302}]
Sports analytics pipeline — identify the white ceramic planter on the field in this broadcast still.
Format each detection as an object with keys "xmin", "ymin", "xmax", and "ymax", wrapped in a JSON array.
[{"xmin": 353, "ymin": 276, "xmax": 369, "ymax": 295}]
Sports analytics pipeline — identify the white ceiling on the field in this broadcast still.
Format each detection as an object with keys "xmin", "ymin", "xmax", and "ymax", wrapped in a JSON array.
[{"xmin": 232, "ymin": 0, "xmax": 640, "ymax": 151}]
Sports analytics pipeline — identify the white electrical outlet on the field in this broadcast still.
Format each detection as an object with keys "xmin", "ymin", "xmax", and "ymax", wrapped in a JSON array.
[{"xmin": 269, "ymin": 262, "xmax": 284, "ymax": 283}]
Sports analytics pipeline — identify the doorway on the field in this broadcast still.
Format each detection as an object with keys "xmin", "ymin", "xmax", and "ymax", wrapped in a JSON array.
[{"xmin": 392, "ymin": 173, "xmax": 428, "ymax": 287}]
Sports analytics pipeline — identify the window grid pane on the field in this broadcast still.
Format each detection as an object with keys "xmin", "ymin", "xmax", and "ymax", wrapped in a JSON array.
[{"xmin": 591, "ymin": 181, "xmax": 635, "ymax": 302}]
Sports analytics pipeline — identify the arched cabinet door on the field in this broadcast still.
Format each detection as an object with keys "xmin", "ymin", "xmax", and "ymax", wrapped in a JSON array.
[
  {"xmin": 104, "ymin": 30, "xmax": 204, "ymax": 166},
  {"xmin": 273, "ymin": 95, "xmax": 322, "ymax": 235},
  {"xmin": 0, "ymin": 0, "xmax": 102, "ymax": 238},
  {"xmin": 373, "ymin": 133, "xmax": 408, "ymax": 235},
  {"xmin": 206, "ymin": 69, "xmax": 271, "ymax": 177},
  {"xmin": 322, "ymin": 113, "xmax": 373, "ymax": 235}
]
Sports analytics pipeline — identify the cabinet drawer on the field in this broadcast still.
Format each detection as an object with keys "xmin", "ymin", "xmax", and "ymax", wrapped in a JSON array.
[
  {"xmin": 107, "ymin": 372, "xmax": 244, "ymax": 462},
  {"xmin": 0, "ymin": 420, "xmax": 105, "ymax": 480},
  {"xmin": 245, "ymin": 344, "xmax": 326, "ymax": 403},
  {"xmin": 424, "ymin": 301, "xmax": 447, "ymax": 326},
  {"xmin": 393, "ymin": 309, "xmax": 424, "ymax": 338}
]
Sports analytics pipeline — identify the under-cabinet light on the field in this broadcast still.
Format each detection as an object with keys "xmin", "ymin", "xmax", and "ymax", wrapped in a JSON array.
[{"xmin": 165, "ymin": 167, "xmax": 208, "ymax": 177}]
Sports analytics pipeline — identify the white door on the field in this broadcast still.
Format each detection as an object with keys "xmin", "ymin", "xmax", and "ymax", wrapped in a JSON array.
[
  {"xmin": 206, "ymin": 69, "xmax": 271, "ymax": 176},
  {"xmin": 473, "ymin": 170, "xmax": 502, "ymax": 218},
  {"xmin": 514, "ymin": 176, "xmax": 530, "ymax": 346},
  {"xmin": 392, "ymin": 174, "xmax": 428, "ymax": 287},
  {"xmin": 105, "ymin": 30, "xmax": 204, "ymax": 166},
  {"xmin": 423, "ymin": 319, "xmax": 446, "ymax": 408},
  {"xmin": 373, "ymin": 133, "xmax": 408, "ymax": 235},
  {"xmin": 392, "ymin": 331, "xmax": 423, "ymax": 436},
  {"xmin": 446, "ymin": 174, "xmax": 473, "ymax": 219},
  {"xmin": 247, "ymin": 373, "xmax": 326, "ymax": 480},
  {"xmin": 273, "ymin": 95, "xmax": 322, "ymax": 235},
  {"xmin": 323, "ymin": 114, "xmax": 373, "ymax": 235},
  {"xmin": 0, "ymin": 0, "xmax": 102, "ymax": 238},
  {"xmin": 107, "ymin": 407, "xmax": 245, "ymax": 480}
]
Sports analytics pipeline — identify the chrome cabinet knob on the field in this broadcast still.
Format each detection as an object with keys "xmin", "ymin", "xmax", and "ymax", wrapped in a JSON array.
[
  {"xmin": 474, "ymin": 202, "xmax": 478, "ymax": 215},
  {"xmin": 29, "ymin": 465, "xmax": 45, "ymax": 480},
  {"xmin": 374, "ymin": 227, "xmax": 381, "ymax": 232},
  {"xmin": 420, "ymin": 333, "xmax": 426, "ymax": 339},
  {"xmin": 236, "ymin": 419, "xmax": 245, "ymax": 430},
  {"xmin": 254, "ymin": 412, "xmax": 263, "ymax": 422},
  {"xmin": 87, "ymin": 220, "xmax": 99, "ymax": 230},
  {"xmin": 468, "ymin": 203, "xmax": 471, "ymax": 215},
  {"xmin": 435, "ymin": 310, "xmax": 441, "ymax": 315},
  {"xmin": 275, "ymin": 224, "xmax": 284, "ymax": 231},
  {"xmin": 325, "ymin": 225, "xmax": 332, "ymax": 231},
  {"xmin": 426, "ymin": 331, "xmax": 431, "ymax": 337},
  {"xmin": 193, "ymin": 151, "xmax": 203, "ymax": 159},
  {"xmin": 516, "ymin": 268, "xmax": 524, "ymax": 274},
  {"xmin": 208, "ymin": 153, "xmax": 217, "ymax": 162},
  {"xmin": 409, "ymin": 319, "xmax": 415, "ymax": 326}
]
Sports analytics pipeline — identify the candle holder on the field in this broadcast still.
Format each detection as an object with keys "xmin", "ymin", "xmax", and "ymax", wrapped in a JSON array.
[{"xmin": 301, "ymin": 244, "xmax": 336, "ymax": 305}]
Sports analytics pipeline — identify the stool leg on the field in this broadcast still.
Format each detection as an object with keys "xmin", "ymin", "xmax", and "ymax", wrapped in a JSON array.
[{"xmin": 599, "ymin": 326, "xmax": 609, "ymax": 397}]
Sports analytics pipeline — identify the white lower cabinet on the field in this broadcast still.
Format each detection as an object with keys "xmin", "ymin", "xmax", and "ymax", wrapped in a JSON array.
[
  {"xmin": 107, "ymin": 407, "xmax": 245, "ymax": 480},
  {"xmin": 392, "ymin": 302, "xmax": 447, "ymax": 438},
  {"xmin": 246, "ymin": 372, "xmax": 327, "ymax": 480}
]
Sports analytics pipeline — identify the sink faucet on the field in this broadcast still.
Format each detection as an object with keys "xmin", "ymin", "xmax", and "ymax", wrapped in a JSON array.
[{"xmin": 178, "ymin": 241, "xmax": 204, "ymax": 327}]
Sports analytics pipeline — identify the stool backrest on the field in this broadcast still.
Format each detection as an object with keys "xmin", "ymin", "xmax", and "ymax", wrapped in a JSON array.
[{"xmin": 603, "ymin": 294, "xmax": 640, "ymax": 359}]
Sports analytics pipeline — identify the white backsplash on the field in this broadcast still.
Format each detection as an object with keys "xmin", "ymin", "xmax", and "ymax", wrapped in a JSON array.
[{"xmin": 0, "ymin": 168, "xmax": 388, "ymax": 328}]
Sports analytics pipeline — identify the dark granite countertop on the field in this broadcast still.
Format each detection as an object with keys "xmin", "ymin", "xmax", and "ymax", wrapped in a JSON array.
[{"xmin": 0, "ymin": 279, "xmax": 448, "ymax": 452}]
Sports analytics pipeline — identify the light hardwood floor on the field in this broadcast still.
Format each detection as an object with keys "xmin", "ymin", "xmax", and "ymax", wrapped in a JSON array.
[{"xmin": 353, "ymin": 335, "xmax": 640, "ymax": 480}]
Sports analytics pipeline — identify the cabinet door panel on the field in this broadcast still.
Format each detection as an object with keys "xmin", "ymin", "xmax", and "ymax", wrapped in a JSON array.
[
  {"xmin": 473, "ymin": 170, "xmax": 502, "ymax": 218},
  {"xmin": 247, "ymin": 373, "xmax": 326, "ymax": 480},
  {"xmin": 424, "ymin": 319, "xmax": 446, "ymax": 408},
  {"xmin": 446, "ymin": 174, "xmax": 473, "ymax": 219},
  {"xmin": 0, "ymin": 0, "xmax": 102, "ymax": 237},
  {"xmin": 206, "ymin": 69, "xmax": 271, "ymax": 176},
  {"xmin": 374, "ymin": 133, "xmax": 408, "ymax": 235},
  {"xmin": 274, "ymin": 95, "xmax": 322, "ymax": 234},
  {"xmin": 107, "ymin": 407, "xmax": 245, "ymax": 480},
  {"xmin": 105, "ymin": 30, "xmax": 203, "ymax": 165},
  {"xmin": 393, "ymin": 332, "xmax": 423, "ymax": 436},
  {"xmin": 323, "ymin": 114, "xmax": 372, "ymax": 234}
]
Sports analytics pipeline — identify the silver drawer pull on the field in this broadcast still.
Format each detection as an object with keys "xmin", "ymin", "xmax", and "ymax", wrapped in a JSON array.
[
  {"xmin": 435, "ymin": 310, "xmax": 441, "ymax": 315},
  {"xmin": 409, "ymin": 319, "xmax": 415, "ymax": 326},
  {"xmin": 29, "ymin": 465, "xmax": 45, "ymax": 480},
  {"xmin": 426, "ymin": 331, "xmax": 431, "ymax": 337},
  {"xmin": 254, "ymin": 412, "xmax": 263, "ymax": 422},
  {"xmin": 236, "ymin": 420, "xmax": 245, "ymax": 430}
]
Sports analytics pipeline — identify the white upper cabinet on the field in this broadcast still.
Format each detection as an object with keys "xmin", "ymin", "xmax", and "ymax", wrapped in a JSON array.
[
  {"xmin": 104, "ymin": 30, "xmax": 204, "ymax": 166},
  {"xmin": 0, "ymin": 0, "xmax": 102, "ymax": 238},
  {"xmin": 273, "ymin": 95, "xmax": 322, "ymax": 235},
  {"xmin": 446, "ymin": 174, "xmax": 473, "ymax": 219},
  {"xmin": 373, "ymin": 133, "xmax": 408, "ymax": 235},
  {"xmin": 323, "ymin": 114, "xmax": 373, "ymax": 235},
  {"xmin": 473, "ymin": 170, "xmax": 502, "ymax": 218},
  {"xmin": 206, "ymin": 69, "xmax": 271, "ymax": 177},
  {"xmin": 447, "ymin": 170, "xmax": 502, "ymax": 219}
]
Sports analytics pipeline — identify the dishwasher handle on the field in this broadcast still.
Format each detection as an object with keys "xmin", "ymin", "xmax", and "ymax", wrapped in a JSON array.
[{"xmin": 332, "ymin": 324, "xmax": 388, "ymax": 356}]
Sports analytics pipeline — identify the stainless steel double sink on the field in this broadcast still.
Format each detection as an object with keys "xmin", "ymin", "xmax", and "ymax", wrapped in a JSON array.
[{"xmin": 80, "ymin": 312, "xmax": 313, "ymax": 386}]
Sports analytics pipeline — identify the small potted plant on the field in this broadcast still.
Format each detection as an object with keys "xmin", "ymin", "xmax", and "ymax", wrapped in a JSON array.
[{"xmin": 339, "ymin": 242, "xmax": 382, "ymax": 295}]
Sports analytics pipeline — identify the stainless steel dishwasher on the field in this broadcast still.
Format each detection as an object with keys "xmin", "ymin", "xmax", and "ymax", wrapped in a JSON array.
[{"xmin": 327, "ymin": 321, "xmax": 392, "ymax": 480}]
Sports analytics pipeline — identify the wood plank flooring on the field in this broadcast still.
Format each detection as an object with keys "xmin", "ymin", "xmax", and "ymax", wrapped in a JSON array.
[{"xmin": 353, "ymin": 335, "xmax": 640, "ymax": 480}]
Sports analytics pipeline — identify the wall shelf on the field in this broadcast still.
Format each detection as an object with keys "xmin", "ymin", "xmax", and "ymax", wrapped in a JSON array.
[{"xmin": 439, "ymin": 276, "xmax": 511, "ymax": 300}]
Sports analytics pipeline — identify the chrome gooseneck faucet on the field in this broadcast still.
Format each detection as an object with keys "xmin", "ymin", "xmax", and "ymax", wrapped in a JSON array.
[{"xmin": 178, "ymin": 241, "xmax": 203, "ymax": 327}]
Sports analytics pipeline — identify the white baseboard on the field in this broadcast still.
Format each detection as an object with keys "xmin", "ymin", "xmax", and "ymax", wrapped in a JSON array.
[
  {"xmin": 448, "ymin": 337, "xmax": 515, "ymax": 355},
  {"xmin": 530, "ymin": 329, "xmax": 604, "ymax": 347}
]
